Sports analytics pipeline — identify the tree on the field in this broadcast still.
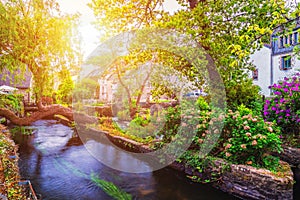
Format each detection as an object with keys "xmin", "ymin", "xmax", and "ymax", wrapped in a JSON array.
[
  {"xmin": 56, "ymin": 68, "xmax": 74, "ymax": 104},
  {"xmin": 89, "ymin": 0, "xmax": 293, "ymax": 109},
  {"xmin": 85, "ymin": 32, "xmax": 209, "ymax": 119},
  {"xmin": 73, "ymin": 78, "xmax": 98, "ymax": 101},
  {"xmin": 0, "ymin": 0, "xmax": 81, "ymax": 125},
  {"xmin": 0, "ymin": 0, "xmax": 81, "ymax": 107}
]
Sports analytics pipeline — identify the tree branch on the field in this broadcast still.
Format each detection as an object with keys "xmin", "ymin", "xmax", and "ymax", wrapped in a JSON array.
[{"xmin": 0, "ymin": 105, "xmax": 73, "ymax": 126}]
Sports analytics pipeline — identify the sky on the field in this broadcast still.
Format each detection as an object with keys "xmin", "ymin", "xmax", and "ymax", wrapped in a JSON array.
[
  {"xmin": 56, "ymin": 0, "xmax": 298, "ymax": 60},
  {"xmin": 56, "ymin": 0, "xmax": 100, "ymax": 59},
  {"xmin": 56, "ymin": 0, "xmax": 182, "ymax": 60}
]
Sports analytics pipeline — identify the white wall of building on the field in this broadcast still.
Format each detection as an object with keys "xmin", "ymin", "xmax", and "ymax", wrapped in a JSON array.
[
  {"xmin": 251, "ymin": 45, "xmax": 300, "ymax": 97},
  {"xmin": 272, "ymin": 54, "xmax": 300, "ymax": 84},
  {"xmin": 250, "ymin": 46, "xmax": 271, "ymax": 96}
]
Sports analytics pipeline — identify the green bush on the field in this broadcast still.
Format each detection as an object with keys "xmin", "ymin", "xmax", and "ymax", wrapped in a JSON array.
[
  {"xmin": 155, "ymin": 105, "xmax": 181, "ymax": 142},
  {"xmin": 221, "ymin": 108, "xmax": 282, "ymax": 170},
  {"xmin": 225, "ymin": 77, "xmax": 261, "ymax": 110},
  {"xmin": 117, "ymin": 110, "xmax": 131, "ymax": 121},
  {"xmin": 196, "ymin": 96, "xmax": 210, "ymax": 111},
  {"xmin": 126, "ymin": 115, "xmax": 157, "ymax": 138},
  {"xmin": 0, "ymin": 94, "xmax": 23, "ymax": 115},
  {"xmin": 129, "ymin": 115, "xmax": 149, "ymax": 126}
]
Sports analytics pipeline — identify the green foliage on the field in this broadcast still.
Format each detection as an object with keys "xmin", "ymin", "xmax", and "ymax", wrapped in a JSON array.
[
  {"xmin": 179, "ymin": 152, "xmax": 226, "ymax": 183},
  {"xmin": 221, "ymin": 109, "xmax": 282, "ymax": 170},
  {"xmin": 236, "ymin": 104, "xmax": 253, "ymax": 116},
  {"xmin": 73, "ymin": 78, "xmax": 98, "ymax": 100},
  {"xmin": 117, "ymin": 110, "xmax": 131, "ymax": 121},
  {"xmin": 0, "ymin": 94, "xmax": 23, "ymax": 114},
  {"xmin": 10, "ymin": 126, "xmax": 34, "ymax": 135},
  {"xmin": 261, "ymin": 155, "xmax": 280, "ymax": 172},
  {"xmin": 72, "ymin": 102, "xmax": 84, "ymax": 112},
  {"xmin": 225, "ymin": 78, "xmax": 261, "ymax": 110},
  {"xmin": 129, "ymin": 115, "xmax": 150, "ymax": 126},
  {"xmin": 196, "ymin": 96, "xmax": 210, "ymax": 111},
  {"xmin": 155, "ymin": 105, "xmax": 181, "ymax": 143},
  {"xmin": 126, "ymin": 114, "xmax": 159, "ymax": 139},
  {"xmin": 56, "ymin": 68, "xmax": 74, "ymax": 105},
  {"xmin": 0, "ymin": 0, "xmax": 81, "ymax": 101},
  {"xmin": 91, "ymin": 174, "xmax": 132, "ymax": 200},
  {"xmin": 89, "ymin": 0, "xmax": 291, "ymax": 111},
  {"xmin": 247, "ymin": 97, "xmax": 264, "ymax": 116}
]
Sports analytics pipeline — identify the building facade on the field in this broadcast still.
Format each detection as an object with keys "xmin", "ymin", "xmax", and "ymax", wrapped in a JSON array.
[
  {"xmin": 0, "ymin": 68, "xmax": 32, "ymax": 104},
  {"xmin": 251, "ymin": 26, "xmax": 300, "ymax": 96}
]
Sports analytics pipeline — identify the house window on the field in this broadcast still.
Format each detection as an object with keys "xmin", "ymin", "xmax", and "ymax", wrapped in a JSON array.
[
  {"xmin": 279, "ymin": 36, "xmax": 284, "ymax": 48},
  {"xmin": 252, "ymin": 68, "xmax": 258, "ymax": 80},
  {"xmin": 294, "ymin": 32, "xmax": 298, "ymax": 44},
  {"xmin": 289, "ymin": 34, "xmax": 293, "ymax": 45},
  {"xmin": 284, "ymin": 36, "xmax": 288, "ymax": 45},
  {"xmin": 281, "ymin": 55, "xmax": 292, "ymax": 70}
]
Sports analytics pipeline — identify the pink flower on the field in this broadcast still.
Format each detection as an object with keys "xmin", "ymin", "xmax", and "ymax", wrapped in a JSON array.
[
  {"xmin": 225, "ymin": 143, "xmax": 232, "ymax": 150},
  {"xmin": 241, "ymin": 144, "xmax": 247, "ymax": 149},
  {"xmin": 225, "ymin": 152, "xmax": 231, "ymax": 157},
  {"xmin": 244, "ymin": 125, "xmax": 250, "ymax": 130},
  {"xmin": 267, "ymin": 127, "xmax": 273, "ymax": 132},
  {"xmin": 246, "ymin": 132, "xmax": 251, "ymax": 137},
  {"xmin": 218, "ymin": 115, "xmax": 225, "ymax": 121},
  {"xmin": 252, "ymin": 118, "xmax": 258, "ymax": 122},
  {"xmin": 252, "ymin": 140, "xmax": 258, "ymax": 146}
]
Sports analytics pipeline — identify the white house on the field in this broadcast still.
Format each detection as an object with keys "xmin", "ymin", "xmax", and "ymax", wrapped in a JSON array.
[{"xmin": 250, "ymin": 25, "xmax": 300, "ymax": 96}]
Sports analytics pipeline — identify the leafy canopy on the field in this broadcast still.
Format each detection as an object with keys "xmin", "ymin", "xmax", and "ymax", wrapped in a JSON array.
[
  {"xmin": 89, "ymin": 0, "xmax": 297, "ymax": 109},
  {"xmin": 0, "ymin": 0, "xmax": 81, "ymax": 100}
]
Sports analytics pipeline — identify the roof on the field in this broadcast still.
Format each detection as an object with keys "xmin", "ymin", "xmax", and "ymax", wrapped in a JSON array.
[{"xmin": 0, "ymin": 68, "xmax": 32, "ymax": 89}]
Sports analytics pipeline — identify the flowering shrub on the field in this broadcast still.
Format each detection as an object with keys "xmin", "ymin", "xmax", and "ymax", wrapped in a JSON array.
[
  {"xmin": 221, "ymin": 106, "xmax": 282, "ymax": 170},
  {"xmin": 264, "ymin": 73, "xmax": 300, "ymax": 126},
  {"xmin": 263, "ymin": 73, "xmax": 300, "ymax": 146}
]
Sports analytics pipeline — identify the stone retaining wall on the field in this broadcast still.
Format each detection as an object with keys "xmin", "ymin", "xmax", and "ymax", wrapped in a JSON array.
[
  {"xmin": 169, "ymin": 159, "xmax": 294, "ymax": 200},
  {"xmin": 212, "ymin": 159, "xmax": 294, "ymax": 200},
  {"xmin": 273, "ymin": 146, "xmax": 300, "ymax": 167}
]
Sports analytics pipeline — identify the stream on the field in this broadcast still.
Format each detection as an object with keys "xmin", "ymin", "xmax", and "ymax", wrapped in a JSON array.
[{"xmin": 10, "ymin": 120, "xmax": 299, "ymax": 200}]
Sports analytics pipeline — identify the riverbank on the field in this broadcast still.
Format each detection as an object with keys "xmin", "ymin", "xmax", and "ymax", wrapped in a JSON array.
[
  {"xmin": 0, "ymin": 124, "xmax": 26, "ymax": 200},
  {"xmin": 77, "ymin": 125, "xmax": 295, "ymax": 200}
]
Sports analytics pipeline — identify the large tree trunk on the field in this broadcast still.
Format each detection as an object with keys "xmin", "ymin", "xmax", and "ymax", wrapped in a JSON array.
[{"xmin": 0, "ymin": 104, "xmax": 73, "ymax": 126}]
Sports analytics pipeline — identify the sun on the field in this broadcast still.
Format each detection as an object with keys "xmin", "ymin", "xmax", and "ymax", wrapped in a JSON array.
[{"xmin": 56, "ymin": 0, "xmax": 101, "ymax": 59}]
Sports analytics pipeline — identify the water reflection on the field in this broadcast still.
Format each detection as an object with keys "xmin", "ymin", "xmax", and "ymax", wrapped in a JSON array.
[{"xmin": 13, "ymin": 120, "xmax": 237, "ymax": 200}]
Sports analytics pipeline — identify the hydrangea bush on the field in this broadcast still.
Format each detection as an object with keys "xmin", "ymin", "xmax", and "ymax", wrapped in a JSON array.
[{"xmin": 221, "ymin": 106, "xmax": 282, "ymax": 171}]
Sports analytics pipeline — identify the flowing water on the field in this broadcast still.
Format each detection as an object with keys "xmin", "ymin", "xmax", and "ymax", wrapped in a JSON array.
[{"xmin": 11, "ymin": 120, "xmax": 270, "ymax": 200}]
